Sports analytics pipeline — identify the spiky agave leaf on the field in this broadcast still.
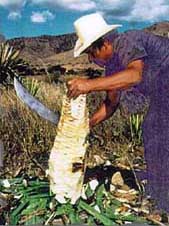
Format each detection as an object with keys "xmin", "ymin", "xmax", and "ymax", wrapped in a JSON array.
[{"xmin": 0, "ymin": 43, "xmax": 27, "ymax": 85}]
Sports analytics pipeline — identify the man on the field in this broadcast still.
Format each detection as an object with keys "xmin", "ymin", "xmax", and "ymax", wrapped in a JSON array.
[{"xmin": 68, "ymin": 13, "xmax": 169, "ymax": 213}]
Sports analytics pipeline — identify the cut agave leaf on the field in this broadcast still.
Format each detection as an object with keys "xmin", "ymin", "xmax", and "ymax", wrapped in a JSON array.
[
  {"xmin": 79, "ymin": 200, "xmax": 116, "ymax": 226},
  {"xmin": 10, "ymin": 201, "xmax": 29, "ymax": 225},
  {"xmin": 24, "ymin": 216, "xmax": 44, "ymax": 225}
]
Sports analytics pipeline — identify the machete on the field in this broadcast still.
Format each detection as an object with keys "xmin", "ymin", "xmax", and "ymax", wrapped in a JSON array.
[{"xmin": 14, "ymin": 77, "xmax": 60, "ymax": 125}]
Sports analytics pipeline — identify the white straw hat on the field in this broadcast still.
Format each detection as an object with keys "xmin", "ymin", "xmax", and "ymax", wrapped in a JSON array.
[{"xmin": 74, "ymin": 13, "xmax": 122, "ymax": 57}]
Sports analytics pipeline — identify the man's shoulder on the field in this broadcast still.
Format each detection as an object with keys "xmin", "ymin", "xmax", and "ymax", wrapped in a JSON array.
[
  {"xmin": 120, "ymin": 29, "xmax": 146, "ymax": 38},
  {"xmin": 115, "ymin": 30, "xmax": 148, "ymax": 47}
]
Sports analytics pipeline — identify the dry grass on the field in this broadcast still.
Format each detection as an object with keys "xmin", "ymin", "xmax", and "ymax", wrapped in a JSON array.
[
  {"xmin": 0, "ymin": 81, "xmax": 63, "ymax": 178},
  {"xmin": 86, "ymin": 91, "xmax": 145, "ymax": 170},
  {"xmin": 0, "ymin": 77, "xmax": 145, "ymax": 178}
]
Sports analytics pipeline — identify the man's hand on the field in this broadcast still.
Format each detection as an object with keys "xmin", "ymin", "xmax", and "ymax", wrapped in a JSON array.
[{"xmin": 67, "ymin": 78, "xmax": 91, "ymax": 98}]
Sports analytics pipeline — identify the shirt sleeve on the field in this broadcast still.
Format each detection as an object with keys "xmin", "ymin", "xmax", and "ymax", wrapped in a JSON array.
[
  {"xmin": 105, "ymin": 31, "xmax": 147, "ymax": 77},
  {"xmin": 116, "ymin": 30, "xmax": 148, "ymax": 67},
  {"xmin": 104, "ymin": 31, "xmax": 148, "ymax": 113}
]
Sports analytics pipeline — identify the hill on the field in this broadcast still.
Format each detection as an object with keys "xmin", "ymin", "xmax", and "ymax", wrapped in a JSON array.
[{"xmin": 3, "ymin": 21, "xmax": 169, "ymax": 75}]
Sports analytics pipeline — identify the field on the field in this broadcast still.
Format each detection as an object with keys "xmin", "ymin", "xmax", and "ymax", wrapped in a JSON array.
[
  {"xmin": 1, "ymin": 23, "xmax": 169, "ymax": 225},
  {"xmin": 0, "ymin": 77, "xmax": 146, "ymax": 175},
  {"xmin": 0, "ymin": 76, "xmax": 164, "ymax": 225}
]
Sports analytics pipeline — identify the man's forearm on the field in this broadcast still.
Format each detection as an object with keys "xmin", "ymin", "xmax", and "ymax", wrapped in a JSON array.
[
  {"xmin": 89, "ymin": 103, "xmax": 107, "ymax": 127},
  {"xmin": 89, "ymin": 99, "xmax": 118, "ymax": 127},
  {"xmin": 89, "ymin": 67, "xmax": 142, "ymax": 92}
]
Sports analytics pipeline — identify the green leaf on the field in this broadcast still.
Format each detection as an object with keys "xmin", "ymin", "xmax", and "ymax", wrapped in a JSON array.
[
  {"xmin": 105, "ymin": 206, "xmax": 118, "ymax": 218},
  {"xmin": 21, "ymin": 198, "xmax": 47, "ymax": 215},
  {"xmin": 79, "ymin": 200, "xmax": 116, "ymax": 226},
  {"xmin": 96, "ymin": 184, "xmax": 106, "ymax": 212},
  {"xmin": 10, "ymin": 200, "xmax": 29, "ymax": 225},
  {"xmin": 85, "ymin": 183, "xmax": 95, "ymax": 198},
  {"xmin": 55, "ymin": 203, "xmax": 73, "ymax": 216},
  {"xmin": 105, "ymin": 210, "xmax": 147, "ymax": 223},
  {"xmin": 55, "ymin": 208, "xmax": 66, "ymax": 216},
  {"xmin": 87, "ymin": 216, "xmax": 96, "ymax": 225},
  {"xmin": 68, "ymin": 211, "xmax": 80, "ymax": 224},
  {"xmin": 110, "ymin": 198, "xmax": 121, "ymax": 207},
  {"xmin": 28, "ymin": 193, "xmax": 51, "ymax": 199},
  {"xmin": 24, "ymin": 216, "xmax": 44, "ymax": 225}
]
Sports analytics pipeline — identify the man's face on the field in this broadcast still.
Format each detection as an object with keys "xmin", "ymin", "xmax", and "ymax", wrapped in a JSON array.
[{"xmin": 85, "ymin": 41, "xmax": 113, "ymax": 64}]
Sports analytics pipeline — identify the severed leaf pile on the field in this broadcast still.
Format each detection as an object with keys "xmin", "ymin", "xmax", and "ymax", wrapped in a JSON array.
[{"xmin": 0, "ymin": 176, "xmax": 152, "ymax": 225}]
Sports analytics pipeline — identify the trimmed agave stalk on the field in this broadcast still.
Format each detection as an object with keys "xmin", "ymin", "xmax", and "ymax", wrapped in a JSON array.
[{"xmin": 48, "ymin": 86, "xmax": 89, "ymax": 204}]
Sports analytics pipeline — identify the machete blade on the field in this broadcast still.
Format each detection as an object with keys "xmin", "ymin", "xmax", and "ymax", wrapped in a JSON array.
[{"xmin": 14, "ymin": 77, "xmax": 60, "ymax": 125}]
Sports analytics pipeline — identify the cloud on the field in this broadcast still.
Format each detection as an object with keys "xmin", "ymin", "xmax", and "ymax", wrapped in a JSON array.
[
  {"xmin": 30, "ymin": 0, "xmax": 96, "ymax": 11},
  {"xmin": 8, "ymin": 11, "xmax": 21, "ymax": 20},
  {"xmin": 31, "ymin": 10, "xmax": 55, "ymax": 23},
  {"xmin": 0, "ymin": 0, "xmax": 169, "ymax": 22},
  {"xmin": 0, "ymin": 0, "xmax": 26, "ymax": 20},
  {"xmin": 97, "ymin": 0, "xmax": 135, "ymax": 17},
  {"xmin": 29, "ymin": 0, "xmax": 169, "ymax": 21},
  {"xmin": 0, "ymin": 0, "xmax": 26, "ymax": 10},
  {"xmin": 129, "ymin": 0, "xmax": 169, "ymax": 21},
  {"xmin": 96, "ymin": 0, "xmax": 169, "ymax": 22}
]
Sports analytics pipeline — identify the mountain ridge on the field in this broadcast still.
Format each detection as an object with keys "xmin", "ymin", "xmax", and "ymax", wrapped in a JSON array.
[{"xmin": 1, "ymin": 21, "xmax": 169, "ymax": 74}]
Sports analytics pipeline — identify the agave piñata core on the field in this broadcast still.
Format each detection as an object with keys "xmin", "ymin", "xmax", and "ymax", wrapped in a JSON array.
[{"xmin": 48, "ymin": 91, "xmax": 89, "ymax": 204}]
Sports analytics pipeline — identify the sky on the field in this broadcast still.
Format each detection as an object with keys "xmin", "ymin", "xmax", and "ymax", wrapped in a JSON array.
[{"xmin": 0, "ymin": 0, "xmax": 169, "ymax": 39}]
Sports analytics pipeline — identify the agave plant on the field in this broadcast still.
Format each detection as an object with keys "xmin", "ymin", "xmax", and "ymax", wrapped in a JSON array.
[
  {"xmin": 0, "ymin": 43, "xmax": 27, "ymax": 85},
  {"xmin": 22, "ymin": 77, "xmax": 41, "ymax": 97}
]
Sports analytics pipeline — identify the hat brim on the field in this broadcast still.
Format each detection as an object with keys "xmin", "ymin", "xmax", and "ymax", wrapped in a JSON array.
[{"xmin": 74, "ymin": 24, "xmax": 121, "ymax": 57}]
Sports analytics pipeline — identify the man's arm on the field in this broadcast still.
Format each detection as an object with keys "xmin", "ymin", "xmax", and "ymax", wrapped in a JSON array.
[
  {"xmin": 89, "ymin": 60, "xmax": 144, "ymax": 91},
  {"xmin": 89, "ymin": 90, "xmax": 120, "ymax": 128},
  {"xmin": 67, "ymin": 60, "xmax": 144, "ymax": 98}
]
